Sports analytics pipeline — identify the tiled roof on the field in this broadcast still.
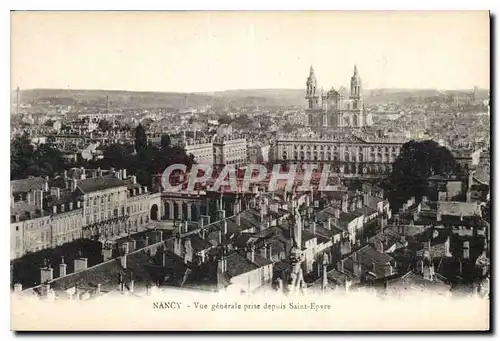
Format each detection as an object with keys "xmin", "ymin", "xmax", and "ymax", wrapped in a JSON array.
[
  {"xmin": 343, "ymin": 245, "xmax": 394, "ymax": 279},
  {"xmin": 11, "ymin": 177, "xmax": 46, "ymax": 193},
  {"xmin": 383, "ymin": 271, "xmax": 450, "ymax": 292},
  {"xmin": 77, "ymin": 175, "xmax": 128, "ymax": 194},
  {"xmin": 225, "ymin": 251, "xmax": 259, "ymax": 278},
  {"xmin": 438, "ymin": 202, "xmax": 481, "ymax": 217}
]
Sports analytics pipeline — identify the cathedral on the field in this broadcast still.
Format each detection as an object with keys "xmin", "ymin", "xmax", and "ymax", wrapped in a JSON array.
[{"xmin": 305, "ymin": 65, "xmax": 373, "ymax": 129}]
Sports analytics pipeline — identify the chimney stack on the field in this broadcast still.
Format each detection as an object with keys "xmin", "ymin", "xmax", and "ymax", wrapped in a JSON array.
[
  {"xmin": 463, "ymin": 241, "xmax": 470, "ymax": 259},
  {"xmin": 223, "ymin": 219, "xmax": 228, "ymax": 235},
  {"xmin": 247, "ymin": 245, "xmax": 255, "ymax": 263},
  {"xmin": 13, "ymin": 283, "xmax": 22, "ymax": 293},
  {"xmin": 341, "ymin": 193, "xmax": 349, "ymax": 213},
  {"xmin": 80, "ymin": 167, "xmax": 86, "ymax": 180},
  {"xmin": 337, "ymin": 259, "xmax": 344, "ymax": 272},
  {"xmin": 218, "ymin": 256, "xmax": 227, "ymax": 273},
  {"xmin": 122, "ymin": 169, "xmax": 127, "ymax": 180},
  {"xmin": 59, "ymin": 257, "xmax": 67, "ymax": 277},
  {"xmin": 40, "ymin": 267, "xmax": 54, "ymax": 284},
  {"xmin": 74, "ymin": 258, "xmax": 88, "ymax": 272},
  {"xmin": 53, "ymin": 205, "xmax": 57, "ymax": 214},
  {"xmin": 131, "ymin": 175, "xmax": 137, "ymax": 184}
]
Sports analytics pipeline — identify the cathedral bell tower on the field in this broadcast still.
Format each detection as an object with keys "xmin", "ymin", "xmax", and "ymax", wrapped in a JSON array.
[
  {"xmin": 350, "ymin": 64, "xmax": 362, "ymax": 110},
  {"xmin": 306, "ymin": 65, "xmax": 320, "ymax": 109}
]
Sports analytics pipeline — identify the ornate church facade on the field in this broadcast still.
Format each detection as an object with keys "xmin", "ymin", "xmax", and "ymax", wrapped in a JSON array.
[{"xmin": 306, "ymin": 65, "xmax": 373, "ymax": 129}]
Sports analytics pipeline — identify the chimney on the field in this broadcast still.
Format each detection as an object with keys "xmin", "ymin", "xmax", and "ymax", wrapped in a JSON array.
[
  {"xmin": 337, "ymin": 259, "xmax": 344, "ymax": 272},
  {"xmin": 131, "ymin": 175, "xmax": 137, "ymax": 184},
  {"xmin": 385, "ymin": 263, "xmax": 394, "ymax": 276},
  {"xmin": 60, "ymin": 204, "xmax": 65, "ymax": 213},
  {"xmin": 102, "ymin": 248, "xmax": 113, "ymax": 262},
  {"xmin": 97, "ymin": 167, "xmax": 102, "ymax": 177},
  {"xmin": 236, "ymin": 212, "xmax": 241, "ymax": 226},
  {"xmin": 74, "ymin": 258, "xmax": 88, "ymax": 272},
  {"xmin": 247, "ymin": 245, "xmax": 255, "ymax": 263},
  {"xmin": 322, "ymin": 261, "xmax": 328, "ymax": 291},
  {"xmin": 13, "ymin": 283, "xmax": 22, "ymax": 293},
  {"xmin": 143, "ymin": 186, "xmax": 148, "ymax": 193},
  {"xmin": 96, "ymin": 283, "xmax": 101, "ymax": 294},
  {"xmin": 268, "ymin": 244, "xmax": 273, "ymax": 260},
  {"xmin": 69, "ymin": 202, "xmax": 74, "ymax": 211},
  {"xmin": 80, "ymin": 167, "xmax": 86, "ymax": 180},
  {"xmin": 183, "ymin": 221, "xmax": 188, "ymax": 233},
  {"xmin": 218, "ymin": 256, "xmax": 227, "ymax": 273},
  {"xmin": 223, "ymin": 219, "xmax": 228, "ymax": 234},
  {"xmin": 334, "ymin": 207, "xmax": 340, "ymax": 219},
  {"xmin": 40, "ymin": 267, "xmax": 54, "ymax": 283},
  {"xmin": 43, "ymin": 177, "xmax": 49, "ymax": 191},
  {"xmin": 217, "ymin": 209, "xmax": 226, "ymax": 221},
  {"xmin": 218, "ymin": 230, "xmax": 222, "ymax": 244},
  {"xmin": 463, "ymin": 241, "xmax": 470, "ymax": 259},
  {"xmin": 76, "ymin": 201, "xmax": 81, "ymax": 209},
  {"xmin": 40, "ymin": 284, "xmax": 51, "ymax": 298},
  {"xmin": 120, "ymin": 253, "xmax": 127, "ymax": 269},
  {"xmin": 423, "ymin": 262, "xmax": 435, "ymax": 281},
  {"xmin": 341, "ymin": 193, "xmax": 349, "ymax": 213},
  {"xmin": 63, "ymin": 170, "xmax": 68, "ymax": 180},
  {"xmin": 129, "ymin": 279, "xmax": 135, "ymax": 293},
  {"xmin": 51, "ymin": 187, "xmax": 61, "ymax": 199},
  {"xmin": 59, "ymin": 257, "xmax": 67, "ymax": 277},
  {"xmin": 323, "ymin": 219, "xmax": 331, "ymax": 231},
  {"xmin": 311, "ymin": 221, "xmax": 316, "ymax": 235},
  {"xmin": 52, "ymin": 205, "xmax": 57, "ymax": 214},
  {"xmin": 70, "ymin": 179, "xmax": 77, "ymax": 192},
  {"xmin": 122, "ymin": 169, "xmax": 127, "ymax": 179}
]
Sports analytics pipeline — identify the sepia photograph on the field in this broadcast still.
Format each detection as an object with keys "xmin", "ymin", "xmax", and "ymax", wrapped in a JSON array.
[{"xmin": 9, "ymin": 10, "xmax": 491, "ymax": 331}]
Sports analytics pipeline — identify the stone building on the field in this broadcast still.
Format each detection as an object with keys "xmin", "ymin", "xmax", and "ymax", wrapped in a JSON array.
[
  {"xmin": 306, "ymin": 65, "xmax": 373, "ymax": 129},
  {"xmin": 271, "ymin": 132, "xmax": 403, "ymax": 175},
  {"xmin": 10, "ymin": 168, "xmax": 161, "ymax": 260}
]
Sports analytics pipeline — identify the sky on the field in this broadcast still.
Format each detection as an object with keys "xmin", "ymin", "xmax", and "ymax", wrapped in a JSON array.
[{"xmin": 11, "ymin": 11, "xmax": 490, "ymax": 92}]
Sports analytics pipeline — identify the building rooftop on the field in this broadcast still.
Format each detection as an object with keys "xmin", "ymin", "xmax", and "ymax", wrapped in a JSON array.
[
  {"xmin": 77, "ymin": 175, "xmax": 128, "ymax": 194},
  {"xmin": 11, "ymin": 177, "xmax": 46, "ymax": 193},
  {"xmin": 437, "ymin": 201, "xmax": 482, "ymax": 217}
]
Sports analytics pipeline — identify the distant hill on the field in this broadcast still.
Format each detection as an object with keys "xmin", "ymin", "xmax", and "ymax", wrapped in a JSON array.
[{"xmin": 14, "ymin": 87, "xmax": 490, "ymax": 112}]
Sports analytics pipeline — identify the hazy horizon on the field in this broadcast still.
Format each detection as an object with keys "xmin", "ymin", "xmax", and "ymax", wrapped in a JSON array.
[
  {"xmin": 14, "ymin": 86, "xmax": 489, "ymax": 94},
  {"xmin": 11, "ymin": 11, "xmax": 490, "ymax": 93}
]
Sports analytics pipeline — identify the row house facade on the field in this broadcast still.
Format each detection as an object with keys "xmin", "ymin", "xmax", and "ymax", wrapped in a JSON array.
[{"xmin": 10, "ymin": 169, "xmax": 161, "ymax": 260}]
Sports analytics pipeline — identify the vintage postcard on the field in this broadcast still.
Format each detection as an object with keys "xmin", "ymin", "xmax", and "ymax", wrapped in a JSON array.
[{"xmin": 10, "ymin": 11, "xmax": 490, "ymax": 331}]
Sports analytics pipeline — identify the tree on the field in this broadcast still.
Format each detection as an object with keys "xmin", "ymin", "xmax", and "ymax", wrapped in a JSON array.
[
  {"xmin": 160, "ymin": 134, "xmax": 171, "ymax": 149},
  {"xmin": 386, "ymin": 140, "xmax": 458, "ymax": 211},
  {"xmin": 98, "ymin": 119, "xmax": 113, "ymax": 132},
  {"xmin": 134, "ymin": 124, "xmax": 147, "ymax": 152},
  {"xmin": 218, "ymin": 114, "xmax": 233, "ymax": 125},
  {"xmin": 10, "ymin": 133, "xmax": 67, "ymax": 180}
]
